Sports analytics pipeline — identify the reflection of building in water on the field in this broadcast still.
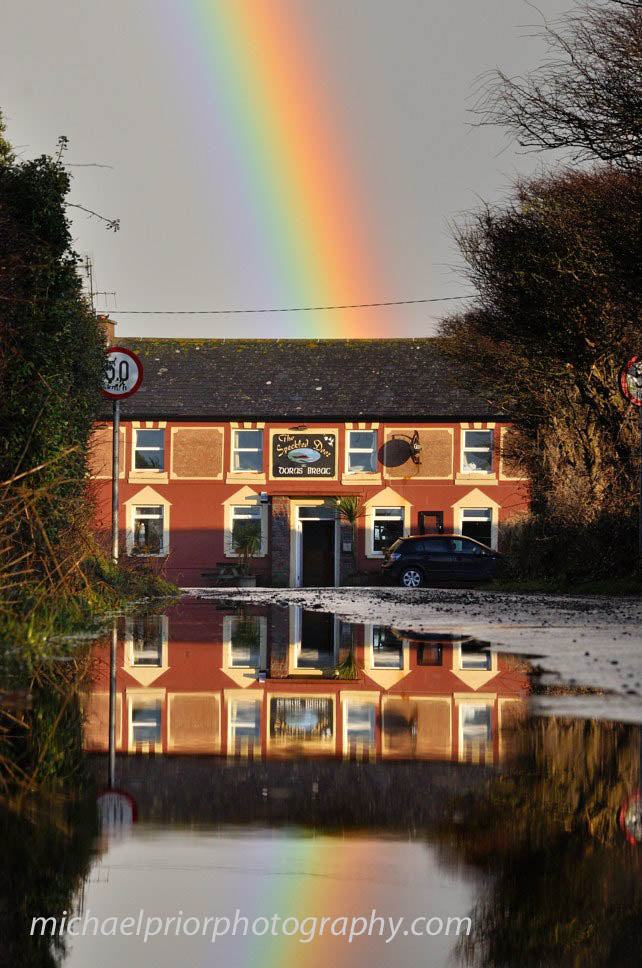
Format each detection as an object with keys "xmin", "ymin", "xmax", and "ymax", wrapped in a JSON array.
[{"xmin": 82, "ymin": 602, "xmax": 529, "ymax": 764}]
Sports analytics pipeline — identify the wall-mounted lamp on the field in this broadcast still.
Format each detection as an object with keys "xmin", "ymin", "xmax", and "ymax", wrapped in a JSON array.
[{"xmin": 394, "ymin": 430, "xmax": 422, "ymax": 464}]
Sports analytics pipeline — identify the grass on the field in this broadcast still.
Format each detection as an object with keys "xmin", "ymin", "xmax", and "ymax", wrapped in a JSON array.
[{"xmin": 0, "ymin": 554, "xmax": 180, "ymax": 657}]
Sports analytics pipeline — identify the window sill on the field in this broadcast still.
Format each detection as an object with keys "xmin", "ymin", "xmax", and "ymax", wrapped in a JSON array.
[
  {"xmin": 455, "ymin": 473, "xmax": 497, "ymax": 484},
  {"xmin": 341, "ymin": 473, "xmax": 382, "ymax": 485},
  {"xmin": 226, "ymin": 472, "xmax": 267, "ymax": 484},
  {"xmin": 127, "ymin": 552, "xmax": 169, "ymax": 558},
  {"xmin": 128, "ymin": 471, "xmax": 169, "ymax": 484}
]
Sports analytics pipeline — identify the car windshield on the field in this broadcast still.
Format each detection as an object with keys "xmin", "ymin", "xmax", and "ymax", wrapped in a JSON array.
[{"xmin": 387, "ymin": 539, "xmax": 403, "ymax": 554}]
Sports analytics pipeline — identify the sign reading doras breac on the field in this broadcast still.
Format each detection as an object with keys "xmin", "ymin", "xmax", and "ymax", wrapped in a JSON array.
[{"xmin": 272, "ymin": 433, "xmax": 336, "ymax": 477}]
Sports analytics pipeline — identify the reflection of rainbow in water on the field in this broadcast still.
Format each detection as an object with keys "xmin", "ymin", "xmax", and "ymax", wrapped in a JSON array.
[{"xmin": 163, "ymin": 0, "xmax": 391, "ymax": 338}]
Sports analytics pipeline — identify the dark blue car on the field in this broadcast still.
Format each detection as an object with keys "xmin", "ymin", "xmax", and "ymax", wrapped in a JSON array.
[{"xmin": 381, "ymin": 534, "xmax": 503, "ymax": 587}]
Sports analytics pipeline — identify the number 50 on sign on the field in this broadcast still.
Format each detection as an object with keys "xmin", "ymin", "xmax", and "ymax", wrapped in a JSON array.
[{"xmin": 102, "ymin": 347, "xmax": 144, "ymax": 400}]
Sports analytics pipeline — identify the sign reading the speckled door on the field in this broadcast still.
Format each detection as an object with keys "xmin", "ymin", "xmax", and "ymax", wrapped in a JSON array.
[{"xmin": 271, "ymin": 433, "xmax": 336, "ymax": 477}]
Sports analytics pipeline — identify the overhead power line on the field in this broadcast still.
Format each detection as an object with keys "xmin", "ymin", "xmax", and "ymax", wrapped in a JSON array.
[{"xmin": 96, "ymin": 295, "xmax": 472, "ymax": 315}]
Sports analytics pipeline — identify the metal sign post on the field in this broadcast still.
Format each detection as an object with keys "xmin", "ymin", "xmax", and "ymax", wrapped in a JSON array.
[
  {"xmin": 111, "ymin": 399, "xmax": 120, "ymax": 562},
  {"xmin": 619, "ymin": 356, "xmax": 642, "ymax": 574},
  {"xmin": 101, "ymin": 346, "xmax": 144, "ymax": 564},
  {"xmin": 108, "ymin": 619, "xmax": 117, "ymax": 789}
]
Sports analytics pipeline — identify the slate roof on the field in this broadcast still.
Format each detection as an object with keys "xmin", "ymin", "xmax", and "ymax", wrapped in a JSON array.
[{"xmin": 100, "ymin": 338, "xmax": 500, "ymax": 420}]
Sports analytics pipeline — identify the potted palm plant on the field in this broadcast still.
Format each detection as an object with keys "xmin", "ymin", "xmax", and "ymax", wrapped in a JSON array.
[
  {"xmin": 333, "ymin": 496, "xmax": 366, "ymax": 585},
  {"xmin": 233, "ymin": 522, "xmax": 261, "ymax": 587}
]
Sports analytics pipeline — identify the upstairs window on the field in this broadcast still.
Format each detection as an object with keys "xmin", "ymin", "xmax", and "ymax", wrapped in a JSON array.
[
  {"xmin": 347, "ymin": 430, "xmax": 378, "ymax": 473},
  {"xmin": 344, "ymin": 701, "xmax": 376, "ymax": 748},
  {"xmin": 462, "ymin": 430, "xmax": 493, "ymax": 474},
  {"xmin": 134, "ymin": 429, "xmax": 165, "ymax": 471},
  {"xmin": 131, "ymin": 701, "xmax": 162, "ymax": 744},
  {"xmin": 229, "ymin": 699, "xmax": 261, "ymax": 746},
  {"xmin": 232, "ymin": 429, "xmax": 263, "ymax": 472}
]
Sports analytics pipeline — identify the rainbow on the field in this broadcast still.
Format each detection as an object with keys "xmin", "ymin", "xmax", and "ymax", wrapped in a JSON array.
[{"xmin": 164, "ymin": 0, "xmax": 388, "ymax": 338}]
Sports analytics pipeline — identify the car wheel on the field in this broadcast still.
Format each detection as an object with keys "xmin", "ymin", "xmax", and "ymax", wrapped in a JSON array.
[{"xmin": 400, "ymin": 567, "xmax": 424, "ymax": 588}]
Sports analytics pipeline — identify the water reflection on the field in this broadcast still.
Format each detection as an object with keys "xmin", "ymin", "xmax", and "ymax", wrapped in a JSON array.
[
  {"xmin": 81, "ymin": 600, "xmax": 530, "ymax": 765},
  {"xmin": 2, "ymin": 600, "xmax": 640, "ymax": 967}
]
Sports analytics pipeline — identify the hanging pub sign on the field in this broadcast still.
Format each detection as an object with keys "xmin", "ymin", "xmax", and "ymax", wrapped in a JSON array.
[
  {"xmin": 271, "ymin": 432, "xmax": 336, "ymax": 477},
  {"xmin": 619, "ymin": 355, "xmax": 642, "ymax": 407}
]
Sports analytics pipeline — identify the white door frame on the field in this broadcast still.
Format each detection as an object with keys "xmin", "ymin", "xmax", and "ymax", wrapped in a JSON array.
[{"xmin": 293, "ymin": 504, "xmax": 340, "ymax": 588}]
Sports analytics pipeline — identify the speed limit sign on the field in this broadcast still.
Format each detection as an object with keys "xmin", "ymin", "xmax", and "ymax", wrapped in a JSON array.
[{"xmin": 102, "ymin": 346, "xmax": 143, "ymax": 400}]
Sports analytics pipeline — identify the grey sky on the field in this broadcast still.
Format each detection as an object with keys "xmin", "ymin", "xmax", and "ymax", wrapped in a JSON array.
[{"xmin": 1, "ymin": 0, "xmax": 574, "ymax": 339}]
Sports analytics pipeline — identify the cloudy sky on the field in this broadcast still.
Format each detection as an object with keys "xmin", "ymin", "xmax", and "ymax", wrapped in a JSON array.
[{"xmin": 1, "ymin": 0, "xmax": 574, "ymax": 339}]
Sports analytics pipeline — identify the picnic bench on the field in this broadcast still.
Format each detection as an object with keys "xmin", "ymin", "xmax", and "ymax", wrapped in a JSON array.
[{"xmin": 201, "ymin": 562, "xmax": 243, "ymax": 586}]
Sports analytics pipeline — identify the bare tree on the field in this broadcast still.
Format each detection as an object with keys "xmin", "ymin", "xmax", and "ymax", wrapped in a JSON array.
[{"xmin": 477, "ymin": 1, "xmax": 642, "ymax": 169}]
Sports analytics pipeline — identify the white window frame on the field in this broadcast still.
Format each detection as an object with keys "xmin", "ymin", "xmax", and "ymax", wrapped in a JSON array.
[
  {"xmin": 129, "ymin": 699, "xmax": 162, "ymax": 747},
  {"xmin": 133, "ymin": 428, "xmax": 165, "ymax": 472},
  {"xmin": 231, "ymin": 429, "xmax": 263, "ymax": 473},
  {"xmin": 370, "ymin": 506, "xmax": 405, "ymax": 557},
  {"xmin": 458, "ymin": 701, "xmax": 493, "ymax": 762},
  {"xmin": 131, "ymin": 505, "xmax": 167, "ymax": 557},
  {"xmin": 460, "ymin": 507, "xmax": 493, "ymax": 547},
  {"xmin": 459, "ymin": 643, "xmax": 492, "ymax": 670},
  {"xmin": 223, "ymin": 614, "xmax": 268, "ymax": 671},
  {"xmin": 226, "ymin": 504, "xmax": 268, "ymax": 558},
  {"xmin": 343, "ymin": 699, "xmax": 376, "ymax": 752},
  {"xmin": 370, "ymin": 625, "xmax": 405, "ymax": 669},
  {"xmin": 345, "ymin": 429, "xmax": 378, "ymax": 475},
  {"xmin": 228, "ymin": 698, "xmax": 261, "ymax": 747},
  {"xmin": 461, "ymin": 429, "xmax": 494, "ymax": 475},
  {"xmin": 128, "ymin": 616, "xmax": 166, "ymax": 667}
]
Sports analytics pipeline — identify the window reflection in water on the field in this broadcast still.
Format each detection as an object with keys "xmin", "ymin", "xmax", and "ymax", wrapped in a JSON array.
[
  {"xmin": 130, "ymin": 616, "xmax": 164, "ymax": 667},
  {"xmin": 460, "ymin": 641, "xmax": 492, "ymax": 670},
  {"xmin": 229, "ymin": 699, "xmax": 260, "ymax": 750},
  {"xmin": 372, "ymin": 626, "xmax": 403, "ymax": 668},
  {"xmin": 270, "ymin": 698, "xmax": 333, "ymax": 749},
  {"xmin": 131, "ymin": 701, "xmax": 161, "ymax": 744}
]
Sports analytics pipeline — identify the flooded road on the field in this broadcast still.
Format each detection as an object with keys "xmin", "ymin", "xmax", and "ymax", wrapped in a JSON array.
[{"xmin": 2, "ymin": 597, "xmax": 641, "ymax": 967}]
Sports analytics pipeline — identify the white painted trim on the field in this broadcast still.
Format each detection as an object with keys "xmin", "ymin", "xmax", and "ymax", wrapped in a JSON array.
[
  {"xmin": 344, "ymin": 428, "xmax": 379, "ymax": 478},
  {"xmin": 222, "ymin": 614, "xmax": 268, "ymax": 675},
  {"xmin": 363, "ymin": 486, "xmax": 411, "ymax": 559},
  {"xmin": 291, "ymin": 500, "xmax": 340, "ymax": 587},
  {"xmin": 222, "ymin": 486, "xmax": 268, "ymax": 558},
  {"xmin": 124, "ymin": 486, "xmax": 171, "ymax": 557},
  {"xmin": 451, "ymin": 488, "xmax": 500, "ymax": 550}
]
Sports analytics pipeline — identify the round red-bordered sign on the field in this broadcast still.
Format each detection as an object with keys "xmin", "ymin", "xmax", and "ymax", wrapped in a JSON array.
[
  {"xmin": 619, "ymin": 355, "xmax": 642, "ymax": 408},
  {"xmin": 102, "ymin": 346, "xmax": 143, "ymax": 400}
]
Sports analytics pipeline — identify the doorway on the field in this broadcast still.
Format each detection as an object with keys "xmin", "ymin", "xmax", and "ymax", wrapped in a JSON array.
[{"xmin": 301, "ymin": 520, "xmax": 335, "ymax": 586}]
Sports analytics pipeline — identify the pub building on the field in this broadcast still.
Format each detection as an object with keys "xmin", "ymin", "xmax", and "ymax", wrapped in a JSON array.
[{"xmin": 91, "ymin": 338, "xmax": 528, "ymax": 587}]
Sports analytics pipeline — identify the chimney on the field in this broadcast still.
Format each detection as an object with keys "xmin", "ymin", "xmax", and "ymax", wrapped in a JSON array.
[{"xmin": 98, "ymin": 315, "xmax": 117, "ymax": 345}]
